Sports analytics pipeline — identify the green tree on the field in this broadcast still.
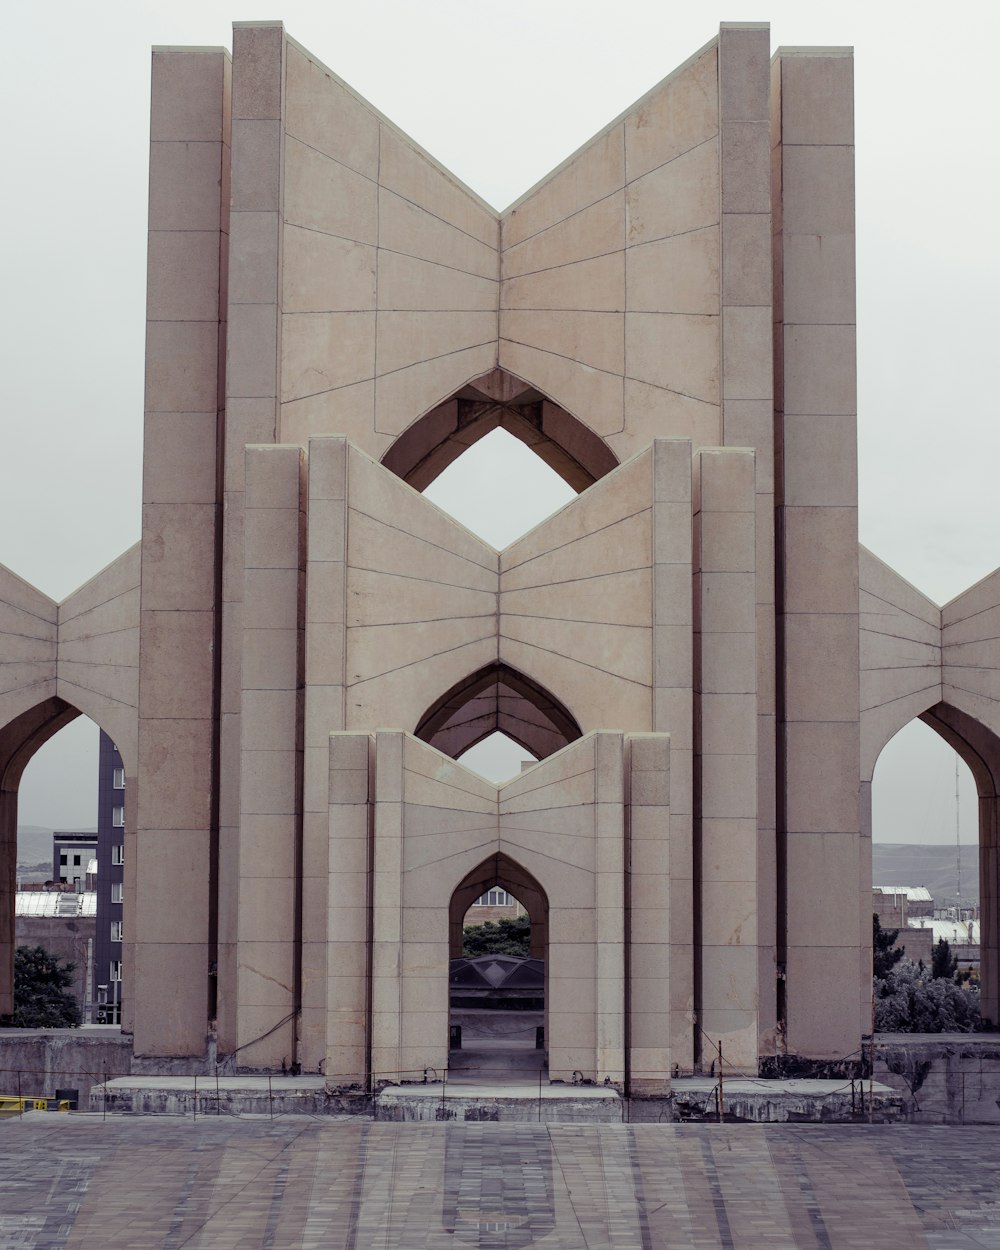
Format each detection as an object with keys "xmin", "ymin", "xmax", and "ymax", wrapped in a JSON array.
[
  {"xmin": 874, "ymin": 958, "xmax": 980, "ymax": 1033},
  {"xmin": 0, "ymin": 945, "xmax": 81, "ymax": 1028},
  {"xmin": 463, "ymin": 915, "xmax": 531, "ymax": 958},
  {"xmin": 931, "ymin": 936, "xmax": 959, "ymax": 982},
  {"xmin": 873, "ymin": 913, "xmax": 905, "ymax": 978}
]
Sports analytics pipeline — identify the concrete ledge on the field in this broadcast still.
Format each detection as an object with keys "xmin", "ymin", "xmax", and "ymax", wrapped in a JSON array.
[
  {"xmin": 874, "ymin": 1032, "xmax": 1000, "ymax": 1123},
  {"xmin": 672, "ymin": 1077, "xmax": 901, "ymax": 1123},
  {"xmin": 90, "ymin": 1076, "xmax": 347, "ymax": 1117},
  {"xmin": 375, "ymin": 1081, "xmax": 622, "ymax": 1123}
]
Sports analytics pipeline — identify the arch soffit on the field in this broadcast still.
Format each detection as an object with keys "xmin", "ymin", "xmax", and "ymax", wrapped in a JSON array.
[
  {"xmin": 415, "ymin": 662, "xmax": 582, "ymax": 762},
  {"xmin": 869, "ymin": 697, "xmax": 1000, "ymax": 798},
  {"xmin": 0, "ymin": 696, "xmax": 135, "ymax": 792},
  {"xmin": 450, "ymin": 852, "xmax": 549, "ymax": 923},
  {"xmin": 380, "ymin": 368, "xmax": 618, "ymax": 493}
]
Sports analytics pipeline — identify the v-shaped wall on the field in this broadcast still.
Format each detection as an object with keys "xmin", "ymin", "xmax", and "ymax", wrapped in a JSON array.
[{"xmin": 5, "ymin": 16, "xmax": 997, "ymax": 1083}]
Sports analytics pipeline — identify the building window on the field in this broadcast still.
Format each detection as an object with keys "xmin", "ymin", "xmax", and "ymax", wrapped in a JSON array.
[
  {"xmin": 111, "ymin": 845, "xmax": 124, "ymax": 866},
  {"xmin": 72, "ymin": 854, "xmax": 81, "ymax": 867},
  {"xmin": 59, "ymin": 853, "xmax": 67, "ymax": 866},
  {"xmin": 110, "ymin": 920, "xmax": 123, "ymax": 942},
  {"xmin": 111, "ymin": 882, "xmax": 123, "ymax": 904},
  {"xmin": 474, "ymin": 888, "xmax": 511, "ymax": 907},
  {"xmin": 110, "ymin": 961, "xmax": 122, "ymax": 982},
  {"xmin": 112, "ymin": 806, "xmax": 125, "ymax": 828},
  {"xmin": 112, "ymin": 767, "xmax": 125, "ymax": 790}
]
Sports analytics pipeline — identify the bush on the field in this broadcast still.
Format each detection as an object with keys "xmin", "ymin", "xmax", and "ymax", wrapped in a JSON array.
[
  {"xmin": 874, "ymin": 958, "xmax": 980, "ymax": 1033},
  {"xmin": 463, "ymin": 915, "xmax": 531, "ymax": 958},
  {"xmin": 0, "ymin": 945, "xmax": 81, "ymax": 1028}
]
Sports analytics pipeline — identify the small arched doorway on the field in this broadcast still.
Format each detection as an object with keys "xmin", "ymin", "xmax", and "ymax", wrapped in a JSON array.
[
  {"xmin": 0, "ymin": 697, "xmax": 133, "ymax": 1025},
  {"xmin": 869, "ymin": 699, "xmax": 1000, "ymax": 1027},
  {"xmin": 447, "ymin": 854, "xmax": 548, "ymax": 1081}
]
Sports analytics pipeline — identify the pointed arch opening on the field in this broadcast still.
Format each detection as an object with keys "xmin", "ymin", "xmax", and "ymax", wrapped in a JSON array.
[
  {"xmin": 870, "ymin": 699, "xmax": 999, "ymax": 1028},
  {"xmin": 415, "ymin": 662, "xmax": 581, "ymax": 762},
  {"xmin": 0, "ymin": 698, "xmax": 130, "ymax": 1027},
  {"xmin": 449, "ymin": 854, "xmax": 548, "ymax": 1070},
  {"xmin": 381, "ymin": 367, "xmax": 618, "ymax": 493}
]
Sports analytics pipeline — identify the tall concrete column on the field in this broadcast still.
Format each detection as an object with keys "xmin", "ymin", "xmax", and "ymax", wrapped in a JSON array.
[
  {"xmin": 695, "ymin": 447, "xmax": 759, "ymax": 1072},
  {"xmin": 773, "ymin": 47, "xmax": 862, "ymax": 1059},
  {"xmin": 135, "ymin": 47, "xmax": 230, "ymax": 1057},
  {"xmin": 718, "ymin": 23, "xmax": 778, "ymax": 1054},
  {"xmin": 217, "ymin": 22, "xmax": 286, "ymax": 1053},
  {"xmin": 236, "ymin": 444, "xmax": 304, "ymax": 1068}
]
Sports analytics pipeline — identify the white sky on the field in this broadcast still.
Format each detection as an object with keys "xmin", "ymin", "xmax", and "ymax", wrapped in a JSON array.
[{"xmin": 5, "ymin": 1, "xmax": 997, "ymax": 846}]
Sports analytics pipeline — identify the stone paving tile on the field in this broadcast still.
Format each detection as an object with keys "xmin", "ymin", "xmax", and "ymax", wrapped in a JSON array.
[{"xmin": 1, "ymin": 1116, "xmax": 999, "ymax": 1249}]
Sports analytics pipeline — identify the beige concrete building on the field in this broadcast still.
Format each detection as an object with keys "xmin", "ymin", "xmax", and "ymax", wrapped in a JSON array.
[{"xmin": 0, "ymin": 21, "xmax": 997, "ymax": 1093}]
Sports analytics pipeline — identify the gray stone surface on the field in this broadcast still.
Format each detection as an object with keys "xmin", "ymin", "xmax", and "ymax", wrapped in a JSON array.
[{"xmin": 2, "ymin": 1117, "xmax": 1000, "ymax": 1247}]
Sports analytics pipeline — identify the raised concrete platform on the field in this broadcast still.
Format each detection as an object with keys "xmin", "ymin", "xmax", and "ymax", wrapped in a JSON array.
[
  {"xmin": 672, "ymin": 1076, "xmax": 902, "ymax": 1122},
  {"xmin": 90, "ymin": 1075, "xmax": 336, "ymax": 1117},
  {"xmin": 89, "ymin": 1071, "xmax": 905, "ymax": 1122},
  {"xmin": 375, "ymin": 1079, "xmax": 622, "ymax": 1122}
]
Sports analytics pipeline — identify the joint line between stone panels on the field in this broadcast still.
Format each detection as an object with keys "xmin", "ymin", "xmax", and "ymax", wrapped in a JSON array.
[
  {"xmin": 48, "ymin": 678, "xmax": 137, "ymax": 707},
  {"xmin": 0, "ymin": 598, "xmax": 58, "ymax": 627},
  {"xmin": 502, "ymin": 611, "xmax": 651, "ymax": 633},
  {"xmin": 499, "ymin": 635, "xmax": 650, "ymax": 689},
  {"xmin": 860, "ymin": 684, "xmax": 940, "ymax": 715},
  {"xmin": 345, "ymin": 634, "xmax": 498, "ymax": 686},
  {"xmin": 624, "ymin": 133, "xmax": 720, "ymax": 192},
  {"xmin": 502, "ymin": 564, "xmax": 652, "ymax": 594},
  {"xmin": 503, "ymin": 245, "xmax": 626, "ymax": 283},
  {"xmin": 348, "ymin": 511, "xmax": 495, "ymax": 572},
  {"xmin": 373, "ymin": 124, "xmax": 381, "ymax": 392},
  {"xmin": 0, "ymin": 627, "xmax": 60, "ymax": 646},
  {"xmin": 502, "ymin": 509, "xmax": 651, "ymax": 572},
  {"xmin": 408, "ymin": 842, "xmax": 502, "ymax": 871},
  {"xmin": 401, "ymin": 768, "xmax": 502, "ymax": 800},
  {"xmin": 859, "ymin": 587, "xmax": 939, "ymax": 616},
  {"xmin": 860, "ymin": 626, "xmax": 941, "ymax": 648},
  {"xmin": 500, "ymin": 766, "xmax": 598, "ymax": 801},
  {"xmin": 938, "ymin": 598, "xmax": 1000, "ymax": 629},
  {"xmin": 502, "ymin": 186, "xmax": 624, "ymax": 253},
  {"xmin": 61, "ymin": 587, "xmax": 143, "ymax": 620},
  {"xmin": 497, "ymin": 335, "xmax": 622, "ymax": 382},
  {"xmin": 375, "ymin": 339, "xmax": 498, "ymax": 382},
  {"xmin": 345, "ymin": 613, "xmax": 496, "ymax": 630},
  {"xmin": 402, "ymin": 825, "xmax": 500, "ymax": 840},
  {"xmin": 493, "ymin": 844, "xmax": 600, "ymax": 875},
  {"xmin": 622, "ymin": 374, "xmax": 719, "ymax": 411},
  {"xmin": 347, "ymin": 563, "xmax": 495, "ymax": 596}
]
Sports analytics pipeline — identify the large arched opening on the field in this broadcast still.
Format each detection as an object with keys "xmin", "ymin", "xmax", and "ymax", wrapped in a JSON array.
[
  {"xmin": 382, "ymin": 368, "xmax": 618, "ymax": 494},
  {"xmin": 870, "ymin": 700, "xmax": 999, "ymax": 1027},
  {"xmin": 0, "ymin": 698, "xmax": 132, "ymax": 1026},
  {"xmin": 448, "ymin": 853, "xmax": 548, "ymax": 1079},
  {"xmin": 415, "ymin": 662, "xmax": 581, "ymax": 763}
]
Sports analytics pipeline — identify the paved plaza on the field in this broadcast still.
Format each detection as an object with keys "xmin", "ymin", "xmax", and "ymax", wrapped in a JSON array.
[{"xmin": 0, "ymin": 1116, "xmax": 999, "ymax": 1248}]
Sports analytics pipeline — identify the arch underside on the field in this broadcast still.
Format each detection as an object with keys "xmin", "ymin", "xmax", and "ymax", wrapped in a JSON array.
[
  {"xmin": 415, "ymin": 663, "xmax": 582, "ymax": 761},
  {"xmin": 381, "ymin": 368, "xmax": 618, "ymax": 493},
  {"xmin": 450, "ymin": 852, "xmax": 548, "ymax": 961}
]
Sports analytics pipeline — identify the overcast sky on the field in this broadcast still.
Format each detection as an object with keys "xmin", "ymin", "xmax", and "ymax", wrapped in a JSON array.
[{"xmin": 4, "ymin": 1, "xmax": 997, "ymax": 848}]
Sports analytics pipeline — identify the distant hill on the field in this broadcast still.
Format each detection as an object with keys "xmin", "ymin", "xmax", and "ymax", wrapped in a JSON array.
[
  {"xmin": 16, "ymin": 825, "xmax": 54, "ymax": 867},
  {"xmin": 873, "ymin": 843, "xmax": 979, "ymax": 907}
]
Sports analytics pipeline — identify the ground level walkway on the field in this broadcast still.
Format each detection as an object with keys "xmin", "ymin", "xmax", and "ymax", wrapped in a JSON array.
[{"xmin": 1, "ymin": 1115, "xmax": 998, "ymax": 1248}]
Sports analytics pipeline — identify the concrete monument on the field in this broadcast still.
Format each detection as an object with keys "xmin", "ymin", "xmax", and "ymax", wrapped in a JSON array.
[{"xmin": 0, "ymin": 22, "xmax": 996, "ymax": 1095}]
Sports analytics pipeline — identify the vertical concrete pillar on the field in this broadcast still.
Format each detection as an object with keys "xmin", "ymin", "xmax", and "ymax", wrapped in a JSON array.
[
  {"xmin": 218, "ymin": 22, "xmax": 286, "ymax": 1052},
  {"xmin": 595, "ymin": 733, "xmax": 626, "ymax": 1083},
  {"xmin": 370, "ymin": 731, "xmax": 404, "ymax": 1083},
  {"xmin": 773, "ymin": 47, "xmax": 862, "ymax": 1059},
  {"xmin": 695, "ymin": 448, "xmax": 759, "ymax": 1072},
  {"xmin": 718, "ymin": 22, "xmax": 778, "ymax": 1053},
  {"xmin": 301, "ymin": 438, "xmax": 349, "ymax": 1068},
  {"xmin": 236, "ymin": 444, "xmax": 303, "ymax": 1068},
  {"xmin": 326, "ymin": 732, "xmax": 372, "ymax": 1090},
  {"xmin": 626, "ymin": 733, "xmax": 671, "ymax": 1096},
  {"xmin": 650, "ymin": 438, "xmax": 694, "ymax": 1069},
  {"xmin": 135, "ymin": 47, "xmax": 230, "ymax": 1057}
]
